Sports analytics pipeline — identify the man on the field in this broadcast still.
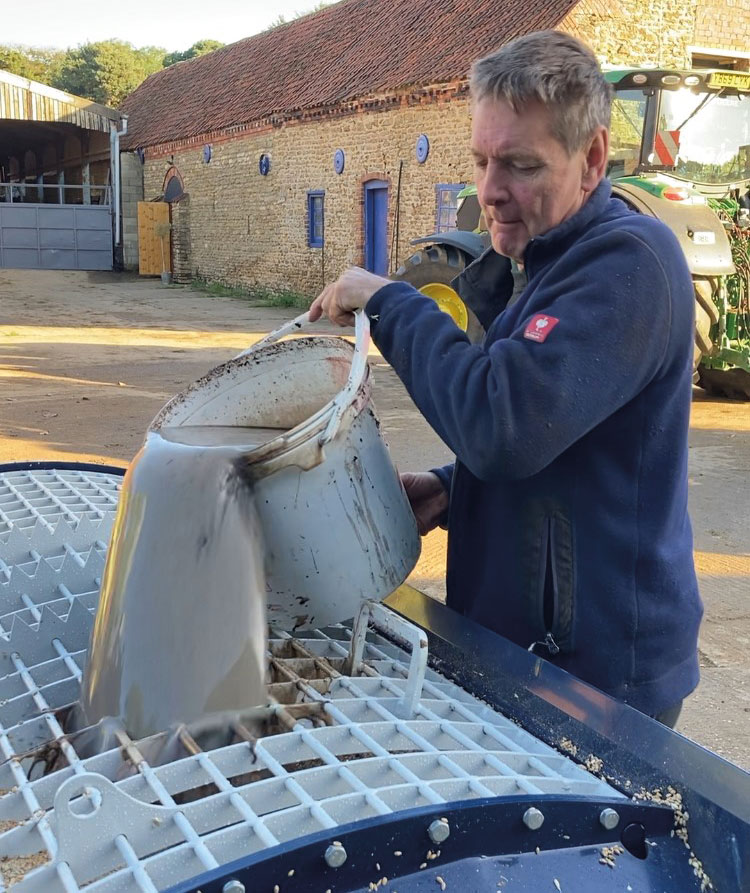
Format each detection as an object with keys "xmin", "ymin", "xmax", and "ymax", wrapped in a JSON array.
[{"xmin": 309, "ymin": 30, "xmax": 702, "ymax": 726}]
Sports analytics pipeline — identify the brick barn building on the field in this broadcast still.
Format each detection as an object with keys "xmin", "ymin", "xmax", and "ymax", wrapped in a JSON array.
[{"xmin": 119, "ymin": 0, "xmax": 750, "ymax": 294}]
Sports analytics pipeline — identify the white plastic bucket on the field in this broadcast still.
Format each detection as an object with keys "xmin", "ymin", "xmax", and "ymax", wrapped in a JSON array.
[
  {"xmin": 147, "ymin": 310, "xmax": 421, "ymax": 628},
  {"xmin": 82, "ymin": 312, "xmax": 420, "ymax": 738}
]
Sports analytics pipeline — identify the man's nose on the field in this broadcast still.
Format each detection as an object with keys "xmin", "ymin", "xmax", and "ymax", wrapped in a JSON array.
[{"xmin": 479, "ymin": 161, "xmax": 511, "ymax": 205}]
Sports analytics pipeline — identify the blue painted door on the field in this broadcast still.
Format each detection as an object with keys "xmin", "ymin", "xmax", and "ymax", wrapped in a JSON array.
[{"xmin": 364, "ymin": 180, "xmax": 388, "ymax": 275}]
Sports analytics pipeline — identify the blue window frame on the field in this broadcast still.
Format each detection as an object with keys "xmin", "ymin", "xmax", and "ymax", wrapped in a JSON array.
[
  {"xmin": 307, "ymin": 190, "xmax": 325, "ymax": 247},
  {"xmin": 435, "ymin": 183, "xmax": 464, "ymax": 233}
]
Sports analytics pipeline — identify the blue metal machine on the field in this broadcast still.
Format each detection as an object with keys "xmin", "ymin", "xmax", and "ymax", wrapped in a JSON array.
[{"xmin": 167, "ymin": 584, "xmax": 749, "ymax": 893}]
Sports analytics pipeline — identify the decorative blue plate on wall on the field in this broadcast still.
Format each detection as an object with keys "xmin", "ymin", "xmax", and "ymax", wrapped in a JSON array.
[
  {"xmin": 203, "ymin": 145, "xmax": 212, "ymax": 163},
  {"xmin": 259, "ymin": 153, "xmax": 271, "ymax": 176},
  {"xmin": 334, "ymin": 148, "xmax": 345, "ymax": 174},
  {"xmin": 416, "ymin": 134, "xmax": 430, "ymax": 164}
]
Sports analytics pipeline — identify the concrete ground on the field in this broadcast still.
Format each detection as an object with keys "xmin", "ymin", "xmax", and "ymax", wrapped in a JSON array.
[{"xmin": 1, "ymin": 269, "xmax": 748, "ymax": 769}]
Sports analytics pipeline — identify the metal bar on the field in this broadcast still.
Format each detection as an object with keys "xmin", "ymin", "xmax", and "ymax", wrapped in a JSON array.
[
  {"xmin": 706, "ymin": 345, "xmax": 750, "ymax": 372},
  {"xmin": 10, "ymin": 653, "xmax": 83, "ymax": 770},
  {"xmin": 348, "ymin": 601, "xmax": 428, "ymax": 717},
  {"xmin": 0, "ymin": 182, "xmax": 110, "ymax": 194},
  {"xmin": 114, "ymin": 835, "xmax": 159, "ymax": 893},
  {"xmin": 20, "ymin": 592, "xmax": 42, "ymax": 622},
  {"xmin": 51, "ymin": 639, "xmax": 84, "ymax": 681}
]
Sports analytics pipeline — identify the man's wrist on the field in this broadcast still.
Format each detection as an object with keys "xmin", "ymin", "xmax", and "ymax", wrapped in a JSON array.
[{"xmin": 430, "ymin": 464, "xmax": 454, "ymax": 493}]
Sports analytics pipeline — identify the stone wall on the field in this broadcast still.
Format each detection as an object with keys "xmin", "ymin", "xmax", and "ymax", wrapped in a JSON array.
[
  {"xmin": 120, "ymin": 151, "xmax": 144, "ymax": 271},
  {"xmin": 128, "ymin": 0, "xmax": 750, "ymax": 290},
  {"xmin": 563, "ymin": 0, "xmax": 750, "ymax": 68},
  {"xmin": 141, "ymin": 96, "xmax": 474, "ymax": 294},
  {"xmin": 694, "ymin": 1, "xmax": 750, "ymax": 63},
  {"xmin": 562, "ymin": 0, "xmax": 699, "ymax": 68},
  {"xmin": 171, "ymin": 194, "xmax": 192, "ymax": 284}
]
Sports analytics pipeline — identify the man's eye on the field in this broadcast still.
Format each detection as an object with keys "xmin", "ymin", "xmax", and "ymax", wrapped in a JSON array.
[{"xmin": 511, "ymin": 163, "xmax": 541, "ymax": 174}]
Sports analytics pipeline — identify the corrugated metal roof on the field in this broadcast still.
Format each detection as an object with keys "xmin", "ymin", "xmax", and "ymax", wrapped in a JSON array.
[
  {"xmin": 120, "ymin": 0, "xmax": 579, "ymax": 149},
  {"xmin": 0, "ymin": 69, "xmax": 123, "ymax": 132}
]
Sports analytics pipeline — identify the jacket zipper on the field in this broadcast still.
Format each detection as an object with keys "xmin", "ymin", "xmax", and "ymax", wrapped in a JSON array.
[
  {"xmin": 528, "ymin": 631, "xmax": 560, "ymax": 656},
  {"xmin": 528, "ymin": 515, "xmax": 568, "ymax": 656}
]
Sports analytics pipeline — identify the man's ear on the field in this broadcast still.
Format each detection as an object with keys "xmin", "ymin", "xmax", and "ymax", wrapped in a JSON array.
[{"xmin": 582, "ymin": 125, "xmax": 609, "ymax": 192}]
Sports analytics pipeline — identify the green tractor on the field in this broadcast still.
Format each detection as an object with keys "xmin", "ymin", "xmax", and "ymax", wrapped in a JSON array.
[{"xmin": 392, "ymin": 68, "xmax": 750, "ymax": 398}]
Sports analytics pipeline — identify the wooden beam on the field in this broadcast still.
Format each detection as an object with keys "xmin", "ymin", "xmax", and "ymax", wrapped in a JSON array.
[{"xmin": 0, "ymin": 69, "xmax": 123, "ymax": 124}]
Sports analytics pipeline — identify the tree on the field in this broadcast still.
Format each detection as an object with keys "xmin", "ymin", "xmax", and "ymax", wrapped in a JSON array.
[
  {"xmin": 269, "ymin": 1, "xmax": 333, "ymax": 29},
  {"xmin": 163, "ymin": 40, "xmax": 224, "ymax": 68},
  {"xmin": 55, "ymin": 40, "xmax": 166, "ymax": 106},
  {"xmin": 1, "ymin": 38, "xmax": 230, "ymax": 106},
  {"xmin": 0, "ymin": 44, "xmax": 65, "ymax": 83}
]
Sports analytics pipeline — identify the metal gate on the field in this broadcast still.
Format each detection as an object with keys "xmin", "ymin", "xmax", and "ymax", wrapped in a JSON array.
[{"xmin": 0, "ymin": 202, "xmax": 113, "ymax": 271}]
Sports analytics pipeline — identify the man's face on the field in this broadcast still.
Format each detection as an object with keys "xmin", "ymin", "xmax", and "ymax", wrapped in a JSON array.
[{"xmin": 471, "ymin": 97, "xmax": 603, "ymax": 261}]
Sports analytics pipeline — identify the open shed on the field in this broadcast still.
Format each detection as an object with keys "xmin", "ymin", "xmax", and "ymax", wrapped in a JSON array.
[{"xmin": 0, "ymin": 70, "xmax": 126, "ymax": 270}]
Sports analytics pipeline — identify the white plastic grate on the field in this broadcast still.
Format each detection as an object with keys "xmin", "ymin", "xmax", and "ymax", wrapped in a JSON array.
[
  {"xmin": 0, "ymin": 468, "xmax": 624, "ymax": 893},
  {"xmin": 0, "ymin": 468, "xmax": 120, "ymax": 538}
]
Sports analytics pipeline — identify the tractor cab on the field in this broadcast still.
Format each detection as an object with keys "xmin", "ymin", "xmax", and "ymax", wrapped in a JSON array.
[
  {"xmin": 606, "ymin": 68, "xmax": 750, "ymax": 197},
  {"xmin": 605, "ymin": 68, "xmax": 750, "ymax": 396}
]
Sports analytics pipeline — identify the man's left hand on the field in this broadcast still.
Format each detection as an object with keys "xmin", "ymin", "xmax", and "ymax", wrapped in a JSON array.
[{"xmin": 309, "ymin": 267, "xmax": 391, "ymax": 326}]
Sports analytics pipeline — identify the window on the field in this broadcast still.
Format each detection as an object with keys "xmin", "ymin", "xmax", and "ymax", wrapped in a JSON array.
[
  {"xmin": 435, "ymin": 184, "xmax": 464, "ymax": 232},
  {"xmin": 307, "ymin": 190, "xmax": 325, "ymax": 247},
  {"xmin": 608, "ymin": 89, "xmax": 648, "ymax": 177},
  {"xmin": 658, "ymin": 89, "xmax": 750, "ymax": 184},
  {"xmin": 692, "ymin": 55, "xmax": 737, "ymax": 71}
]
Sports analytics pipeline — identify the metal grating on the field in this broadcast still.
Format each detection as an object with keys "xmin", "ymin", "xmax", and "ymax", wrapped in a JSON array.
[
  {"xmin": 0, "ymin": 468, "xmax": 120, "ymax": 537},
  {"xmin": 0, "ymin": 468, "xmax": 624, "ymax": 893}
]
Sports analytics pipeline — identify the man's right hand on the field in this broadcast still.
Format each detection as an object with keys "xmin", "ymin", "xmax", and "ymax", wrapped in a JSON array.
[{"xmin": 400, "ymin": 472, "xmax": 449, "ymax": 535}]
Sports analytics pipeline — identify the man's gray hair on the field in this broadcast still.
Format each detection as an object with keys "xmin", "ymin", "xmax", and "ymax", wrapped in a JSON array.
[{"xmin": 470, "ymin": 31, "xmax": 612, "ymax": 154}]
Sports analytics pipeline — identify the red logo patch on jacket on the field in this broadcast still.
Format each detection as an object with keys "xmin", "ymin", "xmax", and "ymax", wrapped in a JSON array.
[{"xmin": 523, "ymin": 314, "xmax": 560, "ymax": 342}]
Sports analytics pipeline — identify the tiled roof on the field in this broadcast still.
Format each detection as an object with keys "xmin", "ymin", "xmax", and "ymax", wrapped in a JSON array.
[{"xmin": 121, "ymin": 0, "xmax": 579, "ymax": 149}]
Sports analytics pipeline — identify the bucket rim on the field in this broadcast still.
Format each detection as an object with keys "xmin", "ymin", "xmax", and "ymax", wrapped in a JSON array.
[{"xmin": 149, "ymin": 335, "xmax": 371, "ymax": 465}]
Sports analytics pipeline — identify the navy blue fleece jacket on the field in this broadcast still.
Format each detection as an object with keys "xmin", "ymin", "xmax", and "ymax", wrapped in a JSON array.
[{"xmin": 366, "ymin": 179, "xmax": 702, "ymax": 715}]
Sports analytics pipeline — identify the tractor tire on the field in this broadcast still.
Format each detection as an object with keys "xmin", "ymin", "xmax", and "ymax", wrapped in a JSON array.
[
  {"xmin": 693, "ymin": 282, "xmax": 715, "ymax": 374},
  {"xmin": 392, "ymin": 245, "xmax": 485, "ymax": 343},
  {"xmin": 698, "ymin": 366, "xmax": 750, "ymax": 400},
  {"xmin": 693, "ymin": 278, "xmax": 750, "ymax": 400}
]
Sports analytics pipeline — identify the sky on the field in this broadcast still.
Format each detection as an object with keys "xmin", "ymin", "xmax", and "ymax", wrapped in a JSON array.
[{"xmin": 1, "ymin": 0, "xmax": 334, "ymax": 52}]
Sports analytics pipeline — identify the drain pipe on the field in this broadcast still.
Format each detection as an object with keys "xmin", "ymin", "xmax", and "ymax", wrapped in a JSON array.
[{"xmin": 110, "ymin": 114, "xmax": 129, "ymax": 248}]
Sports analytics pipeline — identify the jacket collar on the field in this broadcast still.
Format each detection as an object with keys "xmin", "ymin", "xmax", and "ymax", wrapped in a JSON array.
[
  {"xmin": 523, "ymin": 178, "xmax": 612, "ymax": 270},
  {"xmin": 454, "ymin": 178, "xmax": 612, "ymax": 328}
]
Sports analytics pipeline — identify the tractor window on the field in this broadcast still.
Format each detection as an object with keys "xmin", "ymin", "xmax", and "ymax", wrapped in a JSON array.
[
  {"xmin": 435, "ymin": 184, "xmax": 464, "ymax": 232},
  {"xmin": 307, "ymin": 190, "xmax": 325, "ymax": 248},
  {"xmin": 658, "ymin": 89, "xmax": 750, "ymax": 184},
  {"xmin": 609, "ymin": 90, "xmax": 648, "ymax": 177}
]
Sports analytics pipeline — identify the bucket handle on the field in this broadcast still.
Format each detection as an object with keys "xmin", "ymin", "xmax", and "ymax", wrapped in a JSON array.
[{"xmin": 235, "ymin": 310, "xmax": 371, "ymax": 446}]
